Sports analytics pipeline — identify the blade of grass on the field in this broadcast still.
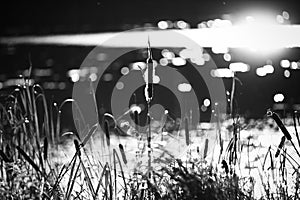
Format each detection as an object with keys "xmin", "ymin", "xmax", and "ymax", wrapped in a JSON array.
[
  {"xmin": 16, "ymin": 145, "xmax": 43, "ymax": 176},
  {"xmin": 293, "ymin": 111, "xmax": 300, "ymax": 148},
  {"xmin": 82, "ymin": 123, "xmax": 98, "ymax": 147},
  {"xmin": 65, "ymin": 157, "xmax": 80, "ymax": 200}
]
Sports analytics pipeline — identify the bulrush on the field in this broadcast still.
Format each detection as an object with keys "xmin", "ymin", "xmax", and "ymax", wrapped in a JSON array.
[
  {"xmin": 267, "ymin": 111, "xmax": 292, "ymax": 140},
  {"xmin": 275, "ymin": 136, "xmax": 286, "ymax": 158},
  {"xmin": 185, "ymin": 117, "xmax": 189, "ymax": 146},
  {"xmin": 43, "ymin": 137, "xmax": 48, "ymax": 161},
  {"xmin": 104, "ymin": 119, "xmax": 110, "ymax": 146},
  {"xmin": 134, "ymin": 110, "xmax": 139, "ymax": 131},
  {"xmin": 221, "ymin": 160, "xmax": 229, "ymax": 174},
  {"xmin": 203, "ymin": 138, "xmax": 209, "ymax": 159},
  {"xmin": 119, "ymin": 144, "xmax": 127, "ymax": 164},
  {"xmin": 74, "ymin": 139, "xmax": 81, "ymax": 157}
]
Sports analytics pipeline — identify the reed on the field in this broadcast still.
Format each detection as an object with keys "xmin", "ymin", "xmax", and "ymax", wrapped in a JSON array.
[{"xmin": 1, "ymin": 80, "xmax": 300, "ymax": 200}]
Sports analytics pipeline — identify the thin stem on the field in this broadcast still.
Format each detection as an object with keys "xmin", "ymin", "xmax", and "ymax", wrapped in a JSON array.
[{"xmin": 230, "ymin": 73, "xmax": 236, "ymax": 118}]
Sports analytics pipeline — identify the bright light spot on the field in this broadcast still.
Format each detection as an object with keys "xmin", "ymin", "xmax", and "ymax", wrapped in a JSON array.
[
  {"xmin": 179, "ymin": 49, "xmax": 188, "ymax": 58},
  {"xmin": 284, "ymin": 70, "xmax": 290, "ymax": 78},
  {"xmin": 256, "ymin": 67, "xmax": 267, "ymax": 77},
  {"xmin": 121, "ymin": 67, "xmax": 130, "ymax": 75},
  {"xmin": 179, "ymin": 48, "xmax": 203, "ymax": 59},
  {"xmin": 211, "ymin": 68, "xmax": 234, "ymax": 78},
  {"xmin": 212, "ymin": 19, "xmax": 232, "ymax": 28},
  {"xmin": 276, "ymin": 15, "xmax": 284, "ymax": 24},
  {"xmin": 158, "ymin": 21, "xmax": 169, "ymax": 29},
  {"xmin": 45, "ymin": 82, "xmax": 55, "ymax": 89},
  {"xmin": 202, "ymin": 53, "xmax": 210, "ymax": 61},
  {"xmin": 96, "ymin": 53, "xmax": 107, "ymax": 61},
  {"xmin": 159, "ymin": 58, "xmax": 169, "ymax": 66},
  {"xmin": 266, "ymin": 59, "xmax": 272, "ymax": 65},
  {"xmin": 233, "ymin": 12, "xmax": 286, "ymax": 54},
  {"xmin": 203, "ymin": 98, "xmax": 211, "ymax": 107},
  {"xmin": 90, "ymin": 66, "xmax": 98, "ymax": 74},
  {"xmin": 58, "ymin": 82, "xmax": 66, "ymax": 90},
  {"xmin": 207, "ymin": 20, "xmax": 214, "ymax": 28},
  {"xmin": 229, "ymin": 62, "xmax": 250, "ymax": 72},
  {"xmin": 172, "ymin": 57, "xmax": 186, "ymax": 66},
  {"xmin": 35, "ymin": 69, "xmax": 53, "ymax": 77},
  {"xmin": 70, "ymin": 73, "xmax": 80, "ymax": 82},
  {"xmin": 291, "ymin": 61, "xmax": 298, "ymax": 69},
  {"xmin": 273, "ymin": 93, "xmax": 284, "ymax": 103},
  {"xmin": 68, "ymin": 69, "xmax": 79, "ymax": 79},
  {"xmin": 282, "ymin": 11, "xmax": 289, "ymax": 20},
  {"xmin": 0, "ymin": 82, "xmax": 3, "ymax": 89},
  {"xmin": 79, "ymin": 68, "xmax": 89, "ymax": 77},
  {"xmin": 197, "ymin": 22, "xmax": 207, "ymax": 28},
  {"xmin": 242, "ymin": 13, "xmax": 277, "ymax": 26},
  {"xmin": 161, "ymin": 49, "xmax": 169, "ymax": 56},
  {"xmin": 212, "ymin": 46, "xmax": 229, "ymax": 54},
  {"xmin": 280, "ymin": 60, "xmax": 290, "ymax": 68},
  {"xmin": 103, "ymin": 73, "xmax": 113, "ymax": 81},
  {"xmin": 153, "ymin": 75, "xmax": 160, "ymax": 84},
  {"xmin": 223, "ymin": 53, "xmax": 231, "ymax": 61},
  {"xmin": 4, "ymin": 24, "xmax": 300, "ymax": 50},
  {"xmin": 195, "ymin": 57, "xmax": 205, "ymax": 65},
  {"xmin": 162, "ymin": 50, "xmax": 175, "ymax": 59},
  {"xmin": 176, "ymin": 20, "xmax": 188, "ymax": 29},
  {"xmin": 130, "ymin": 62, "xmax": 146, "ymax": 70},
  {"xmin": 89, "ymin": 73, "xmax": 98, "ymax": 82},
  {"xmin": 130, "ymin": 104, "xmax": 142, "ymax": 114},
  {"xmin": 178, "ymin": 83, "xmax": 192, "ymax": 92},
  {"xmin": 201, "ymin": 105, "xmax": 207, "ymax": 112},
  {"xmin": 152, "ymin": 60, "xmax": 158, "ymax": 68},
  {"xmin": 190, "ymin": 58, "xmax": 197, "ymax": 63},
  {"xmin": 116, "ymin": 82, "xmax": 124, "ymax": 90},
  {"xmin": 190, "ymin": 57, "xmax": 205, "ymax": 65},
  {"xmin": 263, "ymin": 64, "xmax": 274, "ymax": 74},
  {"xmin": 45, "ymin": 58, "xmax": 54, "ymax": 67}
]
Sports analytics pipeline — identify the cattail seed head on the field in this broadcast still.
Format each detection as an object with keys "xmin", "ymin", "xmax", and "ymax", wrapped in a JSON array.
[
  {"xmin": 44, "ymin": 137, "xmax": 48, "ymax": 161},
  {"xmin": 268, "ymin": 111, "xmax": 292, "ymax": 140},
  {"xmin": 119, "ymin": 144, "xmax": 127, "ymax": 164},
  {"xmin": 104, "ymin": 120, "xmax": 110, "ymax": 146},
  {"xmin": 203, "ymin": 138, "xmax": 209, "ymax": 159},
  {"xmin": 275, "ymin": 136, "xmax": 286, "ymax": 158},
  {"xmin": 74, "ymin": 139, "xmax": 81, "ymax": 157},
  {"xmin": 221, "ymin": 160, "xmax": 229, "ymax": 174},
  {"xmin": 185, "ymin": 117, "xmax": 189, "ymax": 146}
]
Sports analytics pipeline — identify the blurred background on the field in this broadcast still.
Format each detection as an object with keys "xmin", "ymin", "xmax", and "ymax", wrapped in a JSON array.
[{"xmin": 0, "ymin": 0, "xmax": 300, "ymax": 131}]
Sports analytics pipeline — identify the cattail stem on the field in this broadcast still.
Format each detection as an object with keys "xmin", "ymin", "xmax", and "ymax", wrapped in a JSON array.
[
  {"xmin": 147, "ymin": 113, "xmax": 152, "ymax": 179},
  {"xmin": 230, "ymin": 73, "xmax": 236, "ymax": 118},
  {"xmin": 293, "ymin": 111, "xmax": 300, "ymax": 149},
  {"xmin": 290, "ymin": 140, "xmax": 300, "ymax": 159}
]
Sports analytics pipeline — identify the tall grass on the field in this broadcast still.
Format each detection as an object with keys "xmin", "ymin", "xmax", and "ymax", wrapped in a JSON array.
[{"xmin": 0, "ymin": 79, "xmax": 300, "ymax": 199}]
